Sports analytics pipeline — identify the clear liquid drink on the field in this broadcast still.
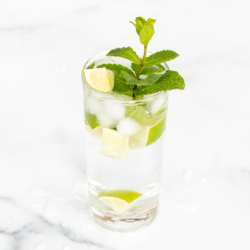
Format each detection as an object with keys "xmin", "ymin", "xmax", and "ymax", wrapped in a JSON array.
[{"xmin": 82, "ymin": 50, "xmax": 169, "ymax": 232}]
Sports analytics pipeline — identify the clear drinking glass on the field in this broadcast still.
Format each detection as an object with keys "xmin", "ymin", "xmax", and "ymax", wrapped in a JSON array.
[{"xmin": 82, "ymin": 50, "xmax": 169, "ymax": 232}]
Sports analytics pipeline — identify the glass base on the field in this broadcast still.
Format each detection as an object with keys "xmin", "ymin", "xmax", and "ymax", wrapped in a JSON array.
[{"xmin": 89, "ymin": 203, "xmax": 158, "ymax": 232}]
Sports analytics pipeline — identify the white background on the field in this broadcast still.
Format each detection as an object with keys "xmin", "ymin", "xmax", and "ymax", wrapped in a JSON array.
[{"xmin": 0, "ymin": 0, "xmax": 250, "ymax": 249}]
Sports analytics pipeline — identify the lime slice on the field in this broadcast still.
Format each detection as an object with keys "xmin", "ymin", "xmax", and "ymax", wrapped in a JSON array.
[
  {"xmin": 98, "ymin": 190, "xmax": 142, "ymax": 213},
  {"xmin": 101, "ymin": 128, "xmax": 129, "ymax": 160},
  {"xmin": 85, "ymin": 110, "xmax": 99, "ymax": 129},
  {"xmin": 85, "ymin": 124, "xmax": 103, "ymax": 140},
  {"xmin": 83, "ymin": 68, "xmax": 114, "ymax": 93},
  {"xmin": 129, "ymin": 115, "xmax": 166, "ymax": 148}
]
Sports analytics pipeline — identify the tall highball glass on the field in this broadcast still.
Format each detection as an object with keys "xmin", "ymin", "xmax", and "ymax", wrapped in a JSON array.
[{"xmin": 82, "ymin": 50, "xmax": 169, "ymax": 232}]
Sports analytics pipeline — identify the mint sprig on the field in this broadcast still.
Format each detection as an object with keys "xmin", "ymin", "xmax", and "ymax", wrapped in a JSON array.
[
  {"xmin": 130, "ymin": 17, "xmax": 146, "ymax": 35},
  {"xmin": 130, "ymin": 17, "xmax": 156, "ymax": 46},
  {"xmin": 99, "ymin": 17, "xmax": 185, "ymax": 98}
]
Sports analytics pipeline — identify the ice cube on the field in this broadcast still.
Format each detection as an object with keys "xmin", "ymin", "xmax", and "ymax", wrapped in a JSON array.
[
  {"xmin": 117, "ymin": 117, "xmax": 140, "ymax": 137},
  {"xmin": 103, "ymin": 101, "xmax": 126, "ymax": 120},
  {"xmin": 96, "ymin": 111, "xmax": 117, "ymax": 128},
  {"xmin": 146, "ymin": 92, "xmax": 167, "ymax": 115},
  {"xmin": 86, "ymin": 95, "xmax": 102, "ymax": 115}
]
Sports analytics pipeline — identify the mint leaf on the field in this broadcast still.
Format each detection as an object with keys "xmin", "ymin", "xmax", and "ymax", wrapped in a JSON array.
[
  {"xmin": 156, "ymin": 64, "xmax": 165, "ymax": 70},
  {"xmin": 130, "ymin": 17, "xmax": 156, "ymax": 43},
  {"xmin": 131, "ymin": 63, "xmax": 139, "ymax": 74},
  {"xmin": 107, "ymin": 47, "xmax": 140, "ymax": 64},
  {"xmin": 131, "ymin": 63, "xmax": 165, "ymax": 76},
  {"xmin": 141, "ymin": 64, "xmax": 165, "ymax": 75},
  {"xmin": 87, "ymin": 62, "xmax": 95, "ymax": 69},
  {"xmin": 145, "ymin": 50, "xmax": 179, "ymax": 66},
  {"xmin": 127, "ymin": 105, "xmax": 147, "ymax": 123},
  {"xmin": 145, "ymin": 18, "xmax": 156, "ymax": 25},
  {"xmin": 113, "ymin": 77, "xmax": 133, "ymax": 97},
  {"xmin": 130, "ymin": 17, "xmax": 156, "ymax": 46},
  {"xmin": 130, "ymin": 17, "xmax": 146, "ymax": 35},
  {"xmin": 139, "ymin": 24, "xmax": 155, "ymax": 46},
  {"xmin": 97, "ymin": 63, "xmax": 135, "ymax": 77},
  {"xmin": 134, "ymin": 70, "xmax": 185, "ymax": 96},
  {"xmin": 126, "ymin": 105, "xmax": 166, "ymax": 126},
  {"xmin": 120, "ymin": 70, "xmax": 163, "ymax": 87},
  {"xmin": 121, "ymin": 71, "xmax": 139, "ymax": 86},
  {"xmin": 140, "ymin": 73, "xmax": 163, "ymax": 86}
]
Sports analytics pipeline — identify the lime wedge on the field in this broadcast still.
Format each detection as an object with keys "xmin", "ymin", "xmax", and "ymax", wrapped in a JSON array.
[
  {"xmin": 83, "ymin": 68, "xmax": 114, "ymax": 93},
  {"xmin": 101, "ymin": 128, "xmax": 129, "ymax": 160},
  {"xmin": 129, "ymin": 115, "xmax": 166, "ymax": 148},
  {"xmin": 98, "ymin": 190, "xmax": 142, "ymax": 213}
]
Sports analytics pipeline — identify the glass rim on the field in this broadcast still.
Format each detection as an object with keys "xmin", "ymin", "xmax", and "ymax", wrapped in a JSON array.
[{"xmin": 81, "ymin": 48, "xmax": 169, "ymax": 104}]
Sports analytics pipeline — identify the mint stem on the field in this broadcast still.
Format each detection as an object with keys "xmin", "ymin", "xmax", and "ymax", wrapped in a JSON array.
[
  {"xmin": 133, "ymin": 45, "xmax": 147, "ymax": 99},
  {"xmin": 136, "ymin": 45, "xmax": 147, "ymax": 79}
]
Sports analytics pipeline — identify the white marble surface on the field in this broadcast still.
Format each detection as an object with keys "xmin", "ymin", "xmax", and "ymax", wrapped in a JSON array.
[{"xmin": 1, "ymin": 0, "xmax": 250, "ymax": 249}]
